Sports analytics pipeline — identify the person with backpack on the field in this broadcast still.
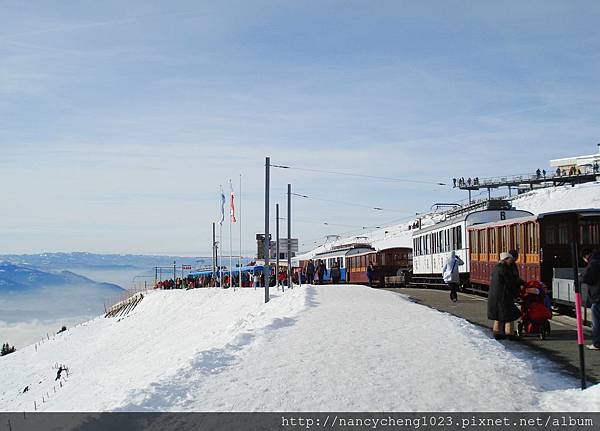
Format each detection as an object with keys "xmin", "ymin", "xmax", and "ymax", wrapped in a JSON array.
[
  {"xmin": 442, "ymin": 250, "xmax": 464, "ymax": 302},
  {"xmin": 582, "ymin": 248, "xmax": 600, "ymax": 350}
]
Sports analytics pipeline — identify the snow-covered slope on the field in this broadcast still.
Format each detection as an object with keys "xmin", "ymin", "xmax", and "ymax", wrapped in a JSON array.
[
  {"xmin": 511, "ymin": 182, "xmax": 600, "ymax": 214},
  {"xmin": 298, "ymin": 182, "xmax": 600, "ymax": 259},
  {"xmin": 0, "ymin": 286, "xmax": 597, "ymax": 412}
]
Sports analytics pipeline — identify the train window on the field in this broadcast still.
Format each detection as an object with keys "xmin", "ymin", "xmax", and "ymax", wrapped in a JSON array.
[
  {"xmin": 489, "ymin": 228, "xmax": 496, "ymax": 254},
  {"xmin": 580, "ymin": 221, "xmax": 600, "ymax": 245},
  {"xmin": 483, "ymin": 229, "xmax": 488, "ymax": 253},
  {"xmin": 526, "ymin": 222, "xmax": 538, "ymax": 254},
  {"xmin": 545, "ymin": 224, "xmax": 557, "ymax": 245},
  {"xmin": 457, "ymin": 226, "xmax": 462, "ymax": 250},
  {"xmin": 452, "ymin": 227, "xmax": 456, "ymax": 250},
  {"xmin": 512, "ymin": 225, "xmax": 519, "ymax": 252},
  {"xmin": 470, "ymin": 231, "xmax": 477, "ymax": 254},
  {"xmin": 557, "ymin": 223, "xmax": 570, "ymax": 244},
  {"xmin": 500, "ymin": 226, "xmax": 508, "ymax": 252}
]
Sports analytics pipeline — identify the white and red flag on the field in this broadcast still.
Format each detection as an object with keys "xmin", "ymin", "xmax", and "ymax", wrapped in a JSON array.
[{"xmin": 230, "ymin": 182, "xmax": 237, "ymax": 223}]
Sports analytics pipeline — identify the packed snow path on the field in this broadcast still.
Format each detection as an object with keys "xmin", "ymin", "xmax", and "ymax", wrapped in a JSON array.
[{"xmin": 0, "ymin": 286, "xmax": 598, "ymax": 411}]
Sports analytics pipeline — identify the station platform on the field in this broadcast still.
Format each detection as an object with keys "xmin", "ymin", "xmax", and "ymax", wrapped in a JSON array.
[{"xmin": 383, "ymin": 287, "xmax": 600, "ymax": 385}]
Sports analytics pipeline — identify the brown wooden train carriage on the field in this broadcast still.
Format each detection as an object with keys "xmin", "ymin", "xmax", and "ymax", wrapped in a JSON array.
[
  {"xmin": 347, "ymin": 247, "xmax": 413, "ymax": 286},
  {"xmin": 468, "ymin": 209, "xmax": 600, "ymax": 293}
]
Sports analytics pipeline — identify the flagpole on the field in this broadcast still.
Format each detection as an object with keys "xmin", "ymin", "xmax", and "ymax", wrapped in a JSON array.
[
  {"xmin": 239, "ymin": 173, "xmax": 242, "ymax": 288},
  {"xmin": 219, "ymin": 185, "xmax": 224, "ymax": 289},
  {"xmin": 229, "ymin": 179, "xmax": 233, "ymax": 291}
]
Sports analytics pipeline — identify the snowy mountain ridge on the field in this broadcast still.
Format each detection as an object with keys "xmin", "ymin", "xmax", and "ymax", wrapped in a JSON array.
[{"xmin": 0, "ymin": 262, "xmax": 123, "ymax": 294}]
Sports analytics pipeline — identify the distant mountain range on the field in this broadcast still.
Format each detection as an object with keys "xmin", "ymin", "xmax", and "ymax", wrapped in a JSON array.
[
  {"xmin": 0, "ymin": 261, "xmax": 123, "ymax": 294},
  {"xmin": 0, "ymin": 252, "xmax": 211, "ymax": 271}
]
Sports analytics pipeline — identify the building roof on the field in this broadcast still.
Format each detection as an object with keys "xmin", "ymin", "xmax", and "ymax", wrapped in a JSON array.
[{"xmin": 550, "ymin": 146, "xmax": 600, "ymax": 167}]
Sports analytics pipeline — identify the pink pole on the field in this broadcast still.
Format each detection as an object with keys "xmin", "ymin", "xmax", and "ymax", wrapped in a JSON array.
[{"xmin": 574, "ymin": 292, "xmax": 584, "ymax": 345}]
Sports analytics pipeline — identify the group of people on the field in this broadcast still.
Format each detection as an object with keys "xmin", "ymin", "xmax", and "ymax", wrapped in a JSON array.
[
  {"xmin": 452, "ymin": 164, "xmax": 599, "ymax": 190},
  {"xmin": 442, "ymin": 248, "xmax": 600, "ymax": 349},
  {"xmin": 154, "ymin": 267, "xmax": 300, "ymax": 290},
  {"xmin": 299, "ymin": 259, "xmax": 350, "ymax": 285},
  {"xmin": 302, "ymin": 259, "xmax": 327, "ymax": 284},
  {"xmin": 452, "ymin": 177, "xmax": 480, "ymax": 188},
  {"xmin": 156, "ymin": 277, "xmax": 213, "ymax": 290}
]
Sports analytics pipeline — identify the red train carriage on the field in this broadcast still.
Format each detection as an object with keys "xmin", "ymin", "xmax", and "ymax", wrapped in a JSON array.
[
  {"xmin": 346, "ymin": 248, "xmax": 376, "ymax": 284},
  {"xmin": 347, "ymin": 247, "xmax": 412, "ymax": 286},
  {"xmin": 468, "ymin": 209, "xmax": 600, "ymax": 295}
]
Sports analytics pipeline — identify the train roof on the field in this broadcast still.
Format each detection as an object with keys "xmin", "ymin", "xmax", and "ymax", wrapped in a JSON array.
[
  {"xmin": 315, "ymin": 246, "xmax": 374, "ymax": 259},
  {"xmin": 345, "ymin": 247, "xmax": 377, "ymax": 257},
  {"xmin": 537, "ymin": 208, "xmax": 600, "ymax": 219},
  {"xmin": 414, "ymin": 209, "xmax": 533, "ymax": 234},
  {"xmin": 467, "ymin": 208, "xmax": 600, "ymax": 230}
]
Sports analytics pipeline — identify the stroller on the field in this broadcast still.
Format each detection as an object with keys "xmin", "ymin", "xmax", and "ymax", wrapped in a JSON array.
[{"xmin": 517, "ymin": 280, "xmax": 552, "ymax": 340}]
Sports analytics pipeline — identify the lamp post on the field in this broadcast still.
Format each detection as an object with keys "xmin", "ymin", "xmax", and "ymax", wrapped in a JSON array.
[
  {"xmin": 276, "ymin": 203, "xmax": 280, "ymax": 291},
  {"xmin": 264, "ymin": 157, "xmax": 270, "ymax": 303},
  {"xmin": 287, "ymin": 183, "xmax": 292, "ymax": 289}
]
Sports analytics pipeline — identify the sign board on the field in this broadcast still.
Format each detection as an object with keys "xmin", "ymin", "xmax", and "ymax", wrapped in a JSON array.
[{"xmin": 182, "ymin": 265, "xmax": 192, "ymax": 270}]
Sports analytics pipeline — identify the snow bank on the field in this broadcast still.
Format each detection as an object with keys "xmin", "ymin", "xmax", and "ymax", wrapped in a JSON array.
[{"xmin": 0, "ymin": 286, "xmax": 596, "ymax": 412}]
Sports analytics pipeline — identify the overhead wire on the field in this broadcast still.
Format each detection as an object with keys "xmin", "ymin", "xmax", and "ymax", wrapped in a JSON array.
[
  {"xmin": 287, "ymin": 192, "xmax": 411, "ymax": 213},
  {"xmin": 271, "ymin": 164, "xmax": 448, "ymax": 186}
]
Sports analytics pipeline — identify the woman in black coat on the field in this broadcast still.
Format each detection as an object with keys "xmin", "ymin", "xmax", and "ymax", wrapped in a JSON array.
[{"xmin": 488, "ymin": 252, "xmax": 522, "ymax": 340}]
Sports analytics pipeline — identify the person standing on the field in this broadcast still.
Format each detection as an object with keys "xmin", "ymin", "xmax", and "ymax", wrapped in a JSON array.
[
  {"xmin": 442, "ymin": 251, "xmax": 464, "ymax": 302},
  {"xmin": 306, "ymin": 259, "xmax": 315, "ymax": 285},
  {"xmin": 330, "ymin": 262, "xmax": 341, "ymax": 284},
  {"xmin": 317, "ymin": 260, "xmax": 326, "ymax": 285},
  {"xmin": 488, "ymin": 252, "xmax": 522, "ymax": 340},
  {"xmin": 367, "ymin": 263, "xmax": 375, "ymax": 286},
  {"xmin": 582, "ymin": 249, "xmax": 600, "ymax": 350},
  {"xmin": 277, "ymin": 270, "xmax": 286, "ymax": 289}
]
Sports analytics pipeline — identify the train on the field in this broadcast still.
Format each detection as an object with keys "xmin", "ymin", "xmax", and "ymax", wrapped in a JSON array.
[
  {"xmin": 410, "ymin": 200, "xmax": 532, "ymax": 287},
  {"xmin": 295, "ymin": 199, "xmax": 599, "ymax": 311},
  {"xmin": 295, "ymin": 244, "xmax": 412, "ymax": 286},
  {"xmin": 409, "ymin": 200, "xmax": 600, "ymax": 308},
  {"xmin": 467, "ymin": 208, "xmax": 600, "ymax": 306}
]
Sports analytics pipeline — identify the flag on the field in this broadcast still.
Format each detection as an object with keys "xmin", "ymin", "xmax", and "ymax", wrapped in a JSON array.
[
  {"xmin": 219, "ymin": 187, "xmax": 225, "ymax": 225},
  {"xmin": 230, "ymin": 182, "xmax": 237, "ymax": 223}
]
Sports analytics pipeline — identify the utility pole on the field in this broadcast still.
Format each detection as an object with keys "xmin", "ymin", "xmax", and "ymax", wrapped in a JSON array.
[
  {"xmin": 212, "ymin": 222, "xmax": 216, "ymax": 287},
  {"xmin": 287, "ymin": 183, "xmax": 292, "ymax": 289},
  {"xmin": 154, "ymin": 267, "xmax": 157, "ymax": 287},
  {"xmin": 276, "ymin": 203, "xmax": 280, "ymax": 291},
  {"xmin": 264, "ymin": 157, "xmax": 270, "ymax": 303},
  {"xmin": 173, "ymin": 260, "xmax": 176, "ymax": 282}
]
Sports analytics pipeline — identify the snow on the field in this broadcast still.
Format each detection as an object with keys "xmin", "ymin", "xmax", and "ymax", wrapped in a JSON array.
[
  {"xmin": 1, "ymin": 285, "xmax": 597, "ymax": 412},
  {"xmin": 297, "ymin": 181, "xmax": 600, "ymax": 259}
]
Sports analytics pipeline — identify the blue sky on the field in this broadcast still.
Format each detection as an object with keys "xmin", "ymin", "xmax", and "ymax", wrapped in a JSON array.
[{"xmin": 1, "ymin": 1, "xmax": 599, "ymax": 255}]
